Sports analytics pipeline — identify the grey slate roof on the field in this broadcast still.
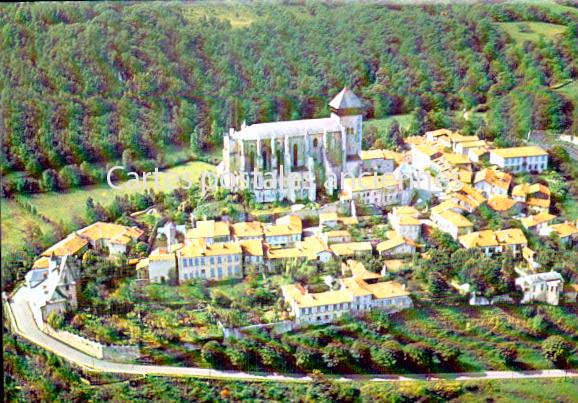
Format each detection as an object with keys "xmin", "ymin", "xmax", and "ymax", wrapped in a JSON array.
[
  {"xmin": 233, "ymin": 118, "xmax": 341, "ymax": 140},
  {"xmin": 329, "ymin": 87, "xmax": 363, "ymax": 110}
]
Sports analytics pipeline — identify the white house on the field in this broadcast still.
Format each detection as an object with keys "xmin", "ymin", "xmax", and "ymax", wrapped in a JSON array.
[
  {"xmin": 489, "ymin": 146, "xmax": 548, "ymax": 173},
  {"xmin": 264, "ymin": 215, "xmax": 302, "ymax": 247},
  {"xmin": 459, "ymin": 229, "xmax": 527, "ymax": 258},
  {"xmin": 281, "ymin": 260, "xmax": 412, "ymax": 325},
  {"xmin": 515, "ymin": 271, "xmax": 564, "ymax": 305},
  {"xmin": 431, "ymin": 209, "xmax": 473, "ymax": 240},
  {"xmin": 25, "ymin": 255, "xmax": 80, "ymax": 322},
  {"xmin": 473, "ymin": 168, "xmax": 512, "ymax": 198},
  {"xmin": 340, "ymin": 174, "xmax": 407, "ymax": 207},
  {"xmin": 521, "ymin": 212, "xmax": 556, "ymax": 233},
  {"xmin": 145, "ymin": 247, "xmax": 178, "ymax": 284},
  {"xmin": 360, "ymin": 149, "xmax": 400, "ymax": 173},
  {"xmin": 388, "ymin": 206, "xmax": 421, "ymax": 241},
  {"xmin": 177, "ymin": 241, "xmax": 243, "ymax": 282}
]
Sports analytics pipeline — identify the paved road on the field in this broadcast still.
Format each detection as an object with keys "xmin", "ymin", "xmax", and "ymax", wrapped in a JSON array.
[
  {"xmin": 528, "ymin": 131, "xmax": 578, "ymax": 162},
  {"xmin": 5, "ymin": 287, "xmax": 578, "ymax": 383}
]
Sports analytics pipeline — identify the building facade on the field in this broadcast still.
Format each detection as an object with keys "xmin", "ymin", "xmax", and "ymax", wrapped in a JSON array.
[
  {"xmin": 489, "ymin": 146, "xmax": 548, "ymax": 173},
  {"xmin": 221, "ymin": 88, "xmax": 365, "ymax": 202}
]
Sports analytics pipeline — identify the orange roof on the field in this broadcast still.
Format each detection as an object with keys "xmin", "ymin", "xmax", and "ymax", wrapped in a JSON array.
[
  {"xmin": 78, "ymin": 222, "xmax": 144, "ymax": 242},
  {"xmin": 474, "ymin": 169, "xmax": 512, "ymax": 189},
  {"xmin": 521, "ymin": 212, "xmax": 556, "ymax": 229},
  {"xmin": 527, "ymin": 198, "xmax": 550, "ymax": 208},
  {"xmin": 42, "ymin": 234, "xmax": 88, "ymax": 257},
  {"xmin": 32, "ymin": 256, "xmax": 51, "ymax": 269},
  {"xmin": 487, "ymin": 196, "xmax": 518, "ymax": 212},
  {"xmin": 512, "ymin": 183, "xmax": 550, "ymax": 198},
  {"xmin": 549, "ymin": 222, "xmax": 578, "ymax": 238},
  {"xmin": 232, "ymin": 221, "xmax": 263, "ymax": 238}
]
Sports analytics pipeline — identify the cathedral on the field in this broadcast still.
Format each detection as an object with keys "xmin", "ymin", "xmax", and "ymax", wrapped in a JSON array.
[{"xmin": 220, "ymin": 87, "xmax": 365, "ymax": 202}]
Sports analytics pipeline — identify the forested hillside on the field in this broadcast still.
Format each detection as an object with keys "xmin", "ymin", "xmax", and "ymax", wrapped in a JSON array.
[{"xmin": 1, "ymin": 1, "xmax": 577, "ymax": 194}]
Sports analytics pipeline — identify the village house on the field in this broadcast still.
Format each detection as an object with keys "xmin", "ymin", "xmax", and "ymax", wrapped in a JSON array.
[
  {"xmin": 467, "ymin": 146, "xmax": 490, "ymax": 163},
  {"xmin": 142, "ymin": 246, "xmax": 179, "ymax": 284},
  {"xmin": 431, "ymin": 208, "xmax": 473, "ymax": 240},
  {"xmin": 320, "ymin": 230, "xmax": 352, "ymax": 244},
  {"xmin": 281, "ymin": 260, "xmax": 412, "ymax": 324},
  {"xmin": 360, "ymin": 149, "xmax": 401, "ymax": 173},
  {"xmin": 448, "ymin": 184, "xmax": 487, "ymax": 213},
  {"xmin": 388, "ymin": 206, "xmax": 421, "ymax": 240},
  {"xmin": 522, "ymin": 246, "xmax": 541, "ymax": 271},
  {"xmin": 25, "ymin": 255, "xmax": 80, "ymax": 322},
  {"xmin": 458, "ymin": 228, "xmax": 527, "ymax": 258},
  {"xmin": 177, "ymin": 240, "xmax": 243, "ymax": 282},
  {"xmin": 486, "ymin": 195, "xmax": 521, "ymax": 215},
  {"xmin": 521, "ymin": 212, "xmax": 556, "ymax": 233},
  {"xmin": 231, "ymin": 221, "xmax": 264, "ymax": 241},
  {"xmin": 543, "ymin": 220, "xmax": 578, "ymax": 245},
  {"xmin": 425, "ymin": 128, "xmax": 454, "ymax": 143},
  {"xmin": 76, "ymin": 221, "xmax": 144, "ymax": 256},
  {"xmin": 340, "ymin": 174, "xmax": 407, "ymax": 207},
  {"xmin": 454, "ymin": 139, "xmax": 488, "ymax": 155},
  {"xmin": 411, "ymin": 144, "xmax": 443, "ymax": 171},
  {"xmin": 473, "ymin": 168, "xmax": 512, "ymax": 198},
  {"xmin": 376, "ymin": 233, "xmax": 417, "ymax": 256},
  {"xmin": 318, "ymin": 212, "xmax": 358, "ymax": 230},
  {"xmin": 512, "ymin": 183, "xmax": 551, "ymax": 214},
  {"xmin": 489, "ymin": 146, "xmax": 548, "ymax": 173},
  {"xmin": 186, "ymin": 220, "xmax": 231, "ymax": 245},
  {"xmin": 264, "ymin": 215, "xmax": 302, "ymax": 247},
  {"xmin": 265, "ymin": 236, "xmax": 332, "ymax": 270},
  {"xmin": 40, "ymin": 233, "xmax": 89, "ymax": 259},
  {"xmin": 330, "ymin": 241, "xmax": 373, "ymax": 258},
  {"xmin": 515, "ymin": 271, "xmax": 564, "ymax": 305},
  {"xmin": 239, "ymin": 239, "xmax": 265, "ymax": 268}
]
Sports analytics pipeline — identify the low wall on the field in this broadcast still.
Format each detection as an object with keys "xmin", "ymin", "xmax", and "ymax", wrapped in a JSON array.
[
  {"xmin": 222, "ymin": 320, "xmax": 297, "ymax": 339},
  {"xmin": 43, "ymin": 325, "xmax": 139, "ymax": 362}
]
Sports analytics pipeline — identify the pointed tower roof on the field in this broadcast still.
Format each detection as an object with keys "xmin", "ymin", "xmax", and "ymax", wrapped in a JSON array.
[{"xmin": 329, "ymin": 87, "xmax": 363, "ymax": 110}]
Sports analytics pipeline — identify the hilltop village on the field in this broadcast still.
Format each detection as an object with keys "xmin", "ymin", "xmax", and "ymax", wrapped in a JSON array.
[{"xmin": 14, "ymin": 89, "xmax": 578, "ymax": 352}]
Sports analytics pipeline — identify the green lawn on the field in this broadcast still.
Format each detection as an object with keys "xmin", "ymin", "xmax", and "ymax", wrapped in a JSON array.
[
  {"xmin": 365, "ymin": 114, "xmax": 414, "ymax": 133},
  {"xmin": 497, "ymin": 22, "xmax": 568, "ymax": 46},
  {"xmin": 0, "ymin": 199, "xmax": 55, "ymax": 257},
  {"xmin": 1, "ymin": 161, "xmax": 215, "ymax": 256}
]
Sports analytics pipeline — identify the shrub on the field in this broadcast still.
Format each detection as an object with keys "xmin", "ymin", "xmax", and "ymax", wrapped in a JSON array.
[
  {"xmin": 47, "ymin": 311, "xmax": 64, "ymax": 330},
  {"xmin": 541, "ymin": 336, "xmax": 573, "ymax": 367},
  {"xmin": 497, "ymin": 343, "xmax": 518, "ymax": 365}
]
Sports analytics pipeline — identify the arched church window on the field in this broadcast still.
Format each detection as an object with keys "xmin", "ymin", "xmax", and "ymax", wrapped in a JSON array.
[
  {"xmin": 293, "ymin": 144, "xmax": 298, "ymax": 167},
  {"xmin": 249, "ymin": 150, "xmax": 255, "ymax": 171},
  {"xmin": 262, "ymin": 148, "xmax": 268, "ymax": 170}
]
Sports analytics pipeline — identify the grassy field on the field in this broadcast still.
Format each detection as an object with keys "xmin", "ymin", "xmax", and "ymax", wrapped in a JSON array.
[
  {"xmin": 364, "ymin": 114, "xmax": 414, "ymax": 133},
  {"xmin": 181, "ymin": 2, "xmax": 312, "ymax": 28},
  {"xmin": 1, "ymin": 161, "xmax": 215, "ymax": 257},
  {"xmin": 0, "ymin": 199, "xmax": 54, "ymax": 255},
  {"xmin": 497, "ymin": 22, "xmax": 568, "ymax": 46}
]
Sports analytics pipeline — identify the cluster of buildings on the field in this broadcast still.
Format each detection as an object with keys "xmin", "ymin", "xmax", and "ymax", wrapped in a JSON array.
[
  {"xmin": 281, "ymin": 260, "xmax": 412, "ymax": 324},
  {"xmin": 17, "ymin": 88, "xmax": 576, "ymax": 331},
  {"xmin": 23, "ymin": 222, "xmax": 144, "ymax": 321}
]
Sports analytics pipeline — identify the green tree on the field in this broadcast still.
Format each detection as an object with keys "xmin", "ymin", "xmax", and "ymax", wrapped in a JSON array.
[{"xmin": 541, "ymin": 336, "xmax": 573, "ymax": 367}]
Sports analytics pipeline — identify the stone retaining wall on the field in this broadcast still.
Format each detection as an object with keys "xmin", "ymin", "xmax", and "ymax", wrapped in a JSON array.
[{"xmin": 43, "ymin": 325, "xmax": 139, "ymax": 362}]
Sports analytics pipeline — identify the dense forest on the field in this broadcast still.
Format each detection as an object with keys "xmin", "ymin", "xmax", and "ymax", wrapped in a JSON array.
[{"xmin": 1, "ymin": 1, "xmax": 577, "ymax": 195}]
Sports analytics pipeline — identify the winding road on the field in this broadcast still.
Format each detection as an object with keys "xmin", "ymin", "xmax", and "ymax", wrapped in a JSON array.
[{"xmin": 5, "ymin": 286, "xmax": 577, "ymax": 383}]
